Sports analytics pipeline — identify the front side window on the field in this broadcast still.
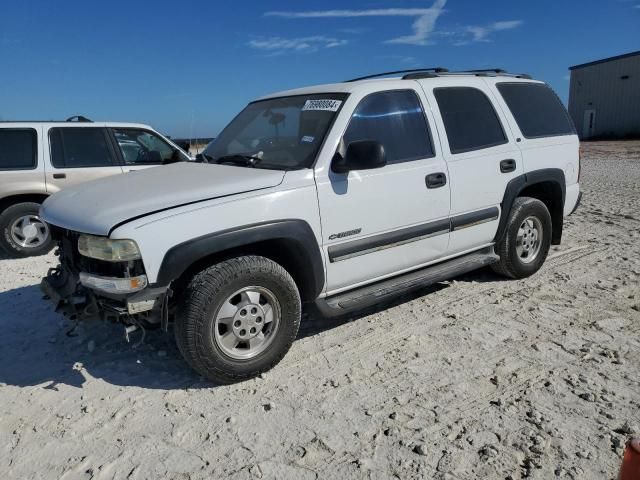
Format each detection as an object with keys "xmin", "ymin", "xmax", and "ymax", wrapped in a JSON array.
[
  {"xmin": 203, "ymin": 93, "xmax": 348, "ymax": 170},
  {"xmin": 0, "ymin": 129, "xmax": 37, "ymax": 170},
  {"xmin": 434, "ymin": 87, "xmax": 507, "ymax": 154},
  {"xmin": 50, "ymin": 127, "xmax": 116, "ymax": 168},
  {"xmin": 343, "ymin": 90, "xmax": 434, "ymax": 164},
  {"xmin": 112, "ymin": 128, "xmax": 186, "ymax": 164},
  {"xmin": 497, "ymin": 82, "xmax": 575, "ymax": 138}
]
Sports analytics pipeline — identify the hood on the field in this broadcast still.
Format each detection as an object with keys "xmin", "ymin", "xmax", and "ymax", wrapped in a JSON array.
[{"xmin": 41, "ymin": 163, "xmax": 285, "ymax": 236}]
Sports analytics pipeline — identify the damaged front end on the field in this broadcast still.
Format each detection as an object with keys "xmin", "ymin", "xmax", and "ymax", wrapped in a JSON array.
[{"xmin": 41, "ymin": 227, "xmax": 171, "ymax": 335}]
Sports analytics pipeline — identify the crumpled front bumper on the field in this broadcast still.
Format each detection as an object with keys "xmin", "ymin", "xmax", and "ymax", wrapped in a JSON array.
[{"xmin": 41, "ymin": 265, "xmax": 169, "ymax": 327}]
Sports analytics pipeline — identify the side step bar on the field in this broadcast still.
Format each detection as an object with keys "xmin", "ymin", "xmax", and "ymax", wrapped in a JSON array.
[{"xmin": 314, "ymin": 247, "xmax": 499, "ymax": 317}]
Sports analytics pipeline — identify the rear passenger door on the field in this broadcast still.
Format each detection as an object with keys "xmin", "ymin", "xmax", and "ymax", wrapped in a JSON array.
[
  {"xmin": 422, "ymin": 79, "xmax": 523, "ymax": 256},
  {"xmin": 316, "ymin": 88, "xmax": 451, "ymax": 294},
  {"xmin": 45, "ymin": 127, "xmax": 123, "ymax": 193}
]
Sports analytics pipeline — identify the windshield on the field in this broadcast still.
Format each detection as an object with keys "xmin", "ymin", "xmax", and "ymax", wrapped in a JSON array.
[{"xmin": 203, "ymin": 93, "xmax": 348, "ymax": 170}]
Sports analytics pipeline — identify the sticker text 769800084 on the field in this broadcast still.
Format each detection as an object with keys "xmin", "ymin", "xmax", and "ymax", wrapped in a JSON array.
[{"xmin": 302, "ymin": 99, "xmax": 342, "ymax": 112}]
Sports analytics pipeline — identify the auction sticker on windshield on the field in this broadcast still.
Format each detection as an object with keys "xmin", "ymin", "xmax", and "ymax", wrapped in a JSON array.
[{"xmin": 302, "ymin": 99, "xmax": 342, "ymax": 112}]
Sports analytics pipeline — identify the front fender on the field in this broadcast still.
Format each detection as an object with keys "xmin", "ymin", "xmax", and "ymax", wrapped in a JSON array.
[{"xmin": 152, "ymin": 219, "xmax": 325, "ymax": 298}]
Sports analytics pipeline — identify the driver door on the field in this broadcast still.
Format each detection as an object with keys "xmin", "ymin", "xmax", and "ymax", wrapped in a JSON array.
[{"xmin": 315, "ymin": 88, "xmax": 451, "ymax": 294}]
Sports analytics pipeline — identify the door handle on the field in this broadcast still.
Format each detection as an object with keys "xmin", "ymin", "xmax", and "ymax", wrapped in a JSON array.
[
  {"xmin": 500, "ymin": 159, "xmax": 516, "ymax": 173},
  {"xmin": 425, "ymin": 172, "xmax": 447, "ymax": 189},
  {"xmin": 53, "ymin": 173, "xmax": 66, "ymax": 179}
]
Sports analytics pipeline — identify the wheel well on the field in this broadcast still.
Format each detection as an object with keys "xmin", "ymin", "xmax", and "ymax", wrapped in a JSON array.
[
  {"xmin": 0, "ymin": 194, "xmax": 49, "ymax": 215},
  {"xmin": 171, "ymin": 238, "xmax": 320, "ymax": 303},
  {"xmin": 518, "ymin": 181, "xmax": 563, "ymax": 244}
]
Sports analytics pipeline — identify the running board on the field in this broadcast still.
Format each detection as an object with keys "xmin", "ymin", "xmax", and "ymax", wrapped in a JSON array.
[{"xmin": 314, "ymin": 248, "xmax": 499, "ymax": 317}]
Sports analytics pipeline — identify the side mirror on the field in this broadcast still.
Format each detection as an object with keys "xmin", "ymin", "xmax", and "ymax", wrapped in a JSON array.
[{"xmin": 332, "ymin": 140, "xmax": 386, "ymax": 174}]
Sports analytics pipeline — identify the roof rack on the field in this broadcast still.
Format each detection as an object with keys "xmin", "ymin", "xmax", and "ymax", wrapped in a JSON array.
[
  {"xmin": 346, "ymin": 68, "xmax": 532, "ymax": 82},
  {"xmin": 66, "ymin": 115, "xmax": 92, "ymax": 122},
  {"xmin": 346, "ymin": 67, "xmax": 449, "ymax": 82}
]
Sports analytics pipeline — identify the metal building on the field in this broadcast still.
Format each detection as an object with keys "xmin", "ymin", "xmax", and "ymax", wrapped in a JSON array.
[{"xmin": 568, "ymin": 50, "xmax": 640, "ymax": 140}]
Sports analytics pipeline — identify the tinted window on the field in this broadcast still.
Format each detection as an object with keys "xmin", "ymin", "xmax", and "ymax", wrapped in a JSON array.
[
  {"xmin": 113, "ymin": 128, "xmax": 185, "ymax": 164},
  {"xmin": 434, "ymin": 87, "xmax": 507, "ymax": 154},
  {"xmin": 497, "ymin": 83, "xmax": 575, "ymax": 138},
  {"xmin": 0, "ymin": 129, "xmax": 37, "ymax": 170},
  {"xmin": 50, "ymin": 128, "xmax": 116, "ymax": 168},
  {"xmin": 344, "ymin": 90, "xmax": 433, "ymax": 164}
]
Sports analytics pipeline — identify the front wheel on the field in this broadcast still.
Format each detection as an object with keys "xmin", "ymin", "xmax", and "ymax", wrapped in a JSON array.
[
  {"xmin": 0, "ymin": 202, "xmax": 53, "ymax": 258},
  {"xmin": 492, "ymin": 197, "xmax": 552, "ymax": 279},
  {"xmin": 174, "ymin": 256, "xmax": 301, "ymax": 383}
]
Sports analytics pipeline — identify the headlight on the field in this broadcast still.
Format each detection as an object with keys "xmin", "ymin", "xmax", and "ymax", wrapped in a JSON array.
[{"xmin": 78, "ymin": 235, "xmax": 141, "ymax": 262}]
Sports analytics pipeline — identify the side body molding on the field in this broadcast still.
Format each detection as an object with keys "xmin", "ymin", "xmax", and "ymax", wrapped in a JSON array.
[
  {"xmin": 495, "ymin": 168, "xmax": 566, "ymax": 245},
  {"xmin": 153, "ymin": 219, "xmax": 325, "ymax": 298}
]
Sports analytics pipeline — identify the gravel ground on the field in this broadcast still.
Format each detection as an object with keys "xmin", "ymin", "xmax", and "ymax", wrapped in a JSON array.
[{"xmin": 1, "ymin": 142, "xmax": 639, "ymax": 480}]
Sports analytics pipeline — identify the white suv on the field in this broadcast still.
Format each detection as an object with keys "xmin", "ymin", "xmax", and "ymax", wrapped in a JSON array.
[
  {"xmin": 0, "ymin": 117, "xmax": 191, "ymax": 257},
  {"xmin": 40, "ymin": 68, "xmax": 581, "ymax": 383}
]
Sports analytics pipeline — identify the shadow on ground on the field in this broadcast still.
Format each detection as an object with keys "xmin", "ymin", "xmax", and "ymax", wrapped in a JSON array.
[{"xmin": 0, "ymin": 267, "xmax": 500, "ymax": 391}]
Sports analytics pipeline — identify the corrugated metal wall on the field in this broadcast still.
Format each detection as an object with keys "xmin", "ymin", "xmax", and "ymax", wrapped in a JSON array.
[{"xmin": 568, "ymin": 55, "xmax": 640, "ymax": 139}]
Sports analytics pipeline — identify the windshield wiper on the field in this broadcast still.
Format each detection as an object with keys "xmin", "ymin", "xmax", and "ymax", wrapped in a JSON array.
[{"xmin": 214, "ymin": 154, "xmax": 263, "ymax": 167}]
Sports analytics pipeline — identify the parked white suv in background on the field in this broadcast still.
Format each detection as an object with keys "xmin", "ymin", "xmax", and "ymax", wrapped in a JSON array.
[
  {"xmin": 0, "ymin": 117, "xmax": 191, "ymax": 257},
  {"xmin": 40, "ymin": 68, "xmax": 581, "ymax": 383}
]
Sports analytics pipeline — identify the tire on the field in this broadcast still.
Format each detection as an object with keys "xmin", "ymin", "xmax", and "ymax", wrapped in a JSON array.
[
  {"xmin": 174, "ymin": 256, "xmax": 301, "ymax": 383},
  {"xmin": 0, "ymin": 202, "xmax": 53, "ymax": 258},
  {"xmin": 492, "ymin": 197, "xmax": 552, "ymax": 279}
]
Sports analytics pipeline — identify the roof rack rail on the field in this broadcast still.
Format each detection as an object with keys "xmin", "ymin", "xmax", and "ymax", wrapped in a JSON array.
[
  {"xmin": 346, "ymin": 67, "xmax": 449, "ymax": 82},
  {"xmin": 66, "ymin": 115, "xmax": 92, "ymax": 122},
  {"xmin": 444, "ymin": 69, "xmax": 532, "ymax": 79}
]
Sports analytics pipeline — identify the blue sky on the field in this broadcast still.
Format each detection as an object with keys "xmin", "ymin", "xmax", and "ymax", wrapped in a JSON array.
[{"xmin": 0, "ymin": 0, "xmax": 638, "ymax": 137}]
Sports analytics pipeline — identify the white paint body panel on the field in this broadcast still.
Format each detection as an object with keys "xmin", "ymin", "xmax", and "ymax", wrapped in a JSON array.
[
  {"xmin": 111, "ymin": 170, "xmax": 321, "ymax": 284},
  {"xmin": 312, "ymin": 81, "xmax": 450, "ymax": 291}
]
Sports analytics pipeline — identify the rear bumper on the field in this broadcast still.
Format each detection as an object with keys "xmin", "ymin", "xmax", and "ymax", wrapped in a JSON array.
[{"xmin": 565, "ymin": 183, "xmax": 581, "ymax": 216}]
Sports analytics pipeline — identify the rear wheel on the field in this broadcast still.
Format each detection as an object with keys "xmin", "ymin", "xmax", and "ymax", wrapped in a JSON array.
[
  {"xmin": 492, "ymin": 197, "xmax": 552, "ymax": 279},
  {"xmin": 174, "ymin": 256, "xmax": 301, "ymax": 383},
  {"xmin": 0, "ymin": 202, "xmax": 53, "ymax": 258}
]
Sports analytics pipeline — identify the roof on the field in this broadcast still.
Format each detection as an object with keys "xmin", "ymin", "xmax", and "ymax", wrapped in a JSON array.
[
  {"xmin": 569, "ymin": 50, "xmax": 640, "ymax": 70},
  {"xmin": 0, "ymin": 121, "xmax": 153, "ymax": 129},
  {"xmin": 260, "ymin": 69, "xmax": 540, "ymax": 100}
]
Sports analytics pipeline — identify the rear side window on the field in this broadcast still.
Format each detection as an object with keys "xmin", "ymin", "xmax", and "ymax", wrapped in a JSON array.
[
  {"xmin": 0, "ymin": 129, "xmax": 37, "ymax": 170},
  {"xmin": 497, "ymin": 83, "xmax": 575, "ymax": 138},
  {"xmin": 50, "ymin": 127, "xmax": 117, "ymax": 168},
  {"xmin": 344, "ymin": 90, "xmax": 434, "ymax": 164},
  {"xmin": 434, "ymin": 87, "xmax": 507, "ymax": 154}
]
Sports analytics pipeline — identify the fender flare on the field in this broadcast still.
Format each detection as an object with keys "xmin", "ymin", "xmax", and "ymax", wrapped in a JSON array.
[
  {"xmin": 494, "ymin": 168, "xmax": 566, "ymax": 245},
  {"xmin": 152, "ymin": 219, "xmax": 325, "ymax": 298}
]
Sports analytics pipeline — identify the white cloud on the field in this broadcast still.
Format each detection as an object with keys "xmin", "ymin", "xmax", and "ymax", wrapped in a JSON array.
[
  {"xmin": 247, "ymin": 36, "xmax": 347, "ymax": 53},
  {"xmin": 386, "ymin": 0, "xmax": 447, "ymax": 45},
  {"xmin": 265, "ymin": 8, "xmax": 444, "ymax": 19},
  {"xmin": 466, "ymin": 20, "xmax": 523, "ymax": 43},
  {"xmin": 265, "ymin": 0, "xmax": 448, "ymax": 46}
]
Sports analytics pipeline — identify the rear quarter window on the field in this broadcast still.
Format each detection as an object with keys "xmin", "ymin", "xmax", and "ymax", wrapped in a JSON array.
[
  {"xmin": 497, "ymin": 83, "xmax": 575, "ymax": 138},
  {"xmin": 0, "ymin": 129, "xmax": 37, "ymax": 170}
]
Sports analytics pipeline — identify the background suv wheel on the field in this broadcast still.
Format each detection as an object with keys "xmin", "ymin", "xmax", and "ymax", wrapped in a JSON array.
[
  {"xmin": 492, "ymin": 197, "xmax": 552, "ymax": 279},
  {"xmin": 0, "ymin": 202, "xmax": 54, "ymax": 258}
]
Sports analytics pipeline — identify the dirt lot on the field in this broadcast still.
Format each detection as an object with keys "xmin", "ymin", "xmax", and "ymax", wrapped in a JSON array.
[{"xmin": 1, "ymin": 142, "xmax": 639, "ymax": 479}]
